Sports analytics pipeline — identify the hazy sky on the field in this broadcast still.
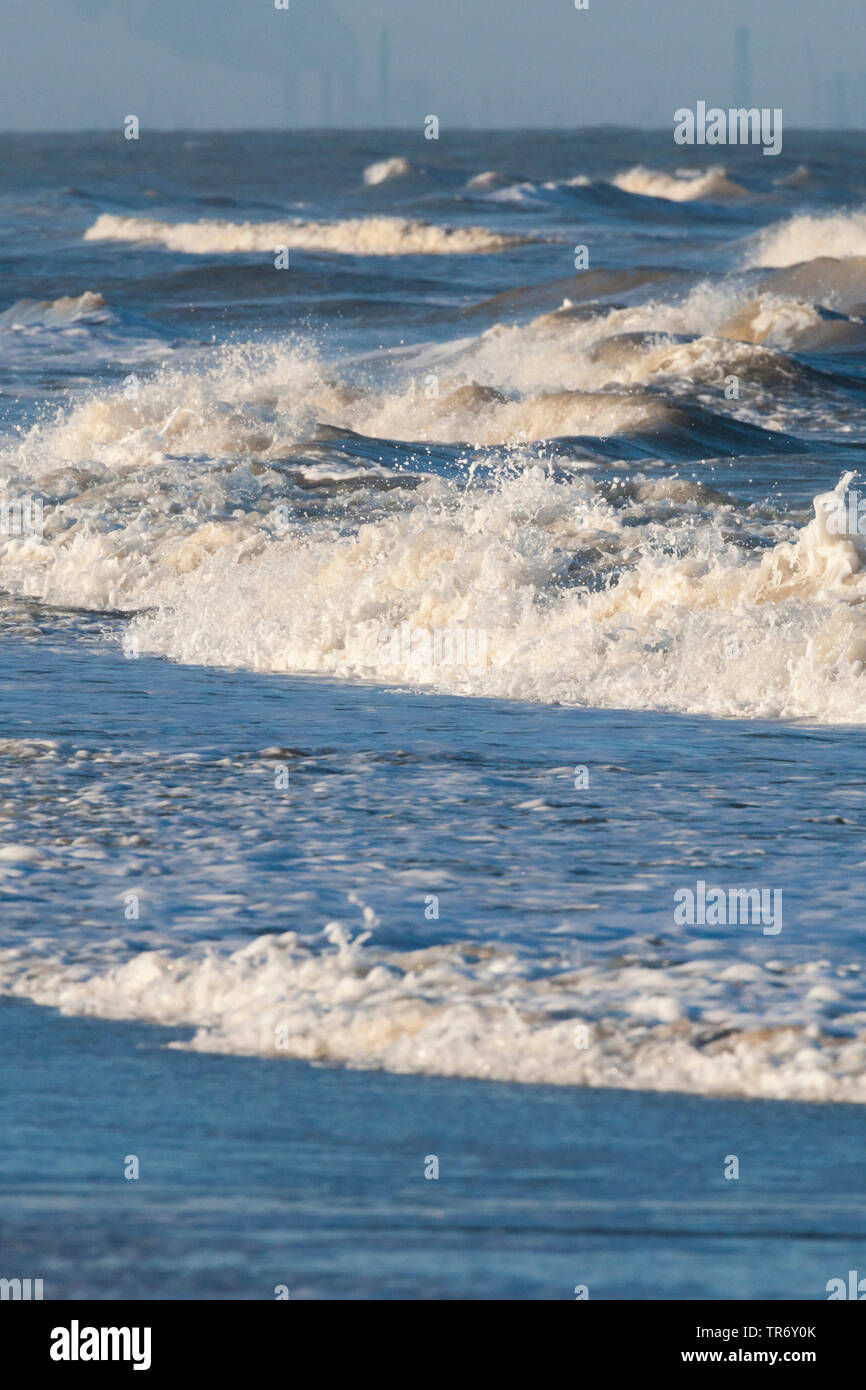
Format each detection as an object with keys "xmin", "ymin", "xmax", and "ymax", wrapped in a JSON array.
[{"xmin": 1, "ymin": 0, "xmax": 864, "ymax": 131}]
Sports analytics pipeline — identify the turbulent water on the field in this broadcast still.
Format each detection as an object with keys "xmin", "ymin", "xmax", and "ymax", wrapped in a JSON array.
[{"xmin": 3, "ymin": 130, "xmax": 866, "ymax": 1103}]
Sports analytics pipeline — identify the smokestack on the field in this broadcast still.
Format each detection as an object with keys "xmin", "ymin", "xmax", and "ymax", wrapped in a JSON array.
[
  {"xmin": 734, "ymin": 26, "xmax": 751, "ymax": 110},
  {"xmin": 379, "ymin": 26, "xmax": 391, "ymax": 126}
]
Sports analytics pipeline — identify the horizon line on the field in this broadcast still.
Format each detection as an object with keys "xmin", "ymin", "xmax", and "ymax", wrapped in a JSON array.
[{"xmin": 2, "ymin": 123, "xmax": 866, "ymax": 136}]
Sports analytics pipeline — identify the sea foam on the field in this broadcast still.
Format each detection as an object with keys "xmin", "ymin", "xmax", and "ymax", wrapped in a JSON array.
[{"xmin": 84, "ymin": 212, "xmax": 530, "ymax": 256}]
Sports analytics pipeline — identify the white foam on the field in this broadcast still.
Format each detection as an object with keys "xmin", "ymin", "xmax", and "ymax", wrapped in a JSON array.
[
  {"xmin": 467, "ymin": 167, "xmax": 743, "ymax": 207},
  {"xmin": 398, "ymin": 282, "xmax": 828, "ymax": 403},
  {"xmin": 363, "ymin": 156, "xmax": 413, "ymax": 186},
  {"xmin": 480, "ymin": 176, "xmax": 591, "ymax": 207},
  {"xmin": 746, "ymin": 210, "xmax": 866, "ymax": 268},
  {"xmin": 5, "ymin": 334, "xmax": 866, "ymax": 724},
  {"xmin": 465, "ymin": 170, "xmax": 509, "ymax": 192},
  {"xmin": 114, "ymin": 469, "xmax": 866, "ymax": 723},
  {"xmin": 1, "ymin": 925, "xmax": 864, "ymax": 1100},
  {"xmin": 612, "ymin": 165, "xmax": 748, "ymax": 202},
  {"xmin": 84, "ymin": 212, "xmax": 529, "ymax": 256},
  {"xmin": 347, "ymin": 381, "xmax": 677, "ymax": 444}
]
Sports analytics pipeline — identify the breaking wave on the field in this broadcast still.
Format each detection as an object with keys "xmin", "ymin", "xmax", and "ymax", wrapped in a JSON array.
[
  {"xmin": 0, "ymin": 290, "xmax": 175, "ymax": 369},
  {"xmin": 83, "ymin": 212, "xmax": 531, "ymax": 256},
  {"xmin": 0, "ymin": 291, "xmax": 113, "ymax": 329},
  {"xmin": 1, "ymin": 920, "xmax": 864, "ymax": 1100},
  {"xmin": 3, "ymin": 333, "xmax": 866, "ymax": 725},
  {"xmin": 611, "ymin": 165, "xmax": 749, "ymax": 202},
  {"xmin": 363, "ymin": 156, "xmax": 414, "ymax": 185},
  {"xmin": 746, "ymin": 210, "xmax": 866, "ymax": 268},
  {"xmin": 465, "ymin": 165, "xmax": 746, "ymax": 207}
]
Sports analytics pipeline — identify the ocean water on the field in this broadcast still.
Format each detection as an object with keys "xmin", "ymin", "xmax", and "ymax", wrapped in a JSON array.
[{"xmin": 3, "ymin": 130, "xmax": 866, "ymax": 1296}]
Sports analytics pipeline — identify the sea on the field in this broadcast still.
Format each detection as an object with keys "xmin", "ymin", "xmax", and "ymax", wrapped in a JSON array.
[{"xmin": 2, "ymin": 129, "xmax": 866, "ymax": 1299}]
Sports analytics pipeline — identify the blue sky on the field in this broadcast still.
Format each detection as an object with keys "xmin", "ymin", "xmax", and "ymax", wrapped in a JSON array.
[{"xmin": 1, "ymin": 0, "xmax": 863, "ymax": 130}]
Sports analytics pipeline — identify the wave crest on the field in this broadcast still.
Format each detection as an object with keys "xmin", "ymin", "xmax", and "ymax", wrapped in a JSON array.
[
  {"xmin": 612, "ymin": 165, "xmax": 748, "ymax": 202},
  {"xmin": 746, "ymin": 210, "xmax": 866, "ymax": 268},
  {"xmin": 84, "ymin": 212, "xmax": 530, "ymax": 256},
  {"xmin": 2, "ymin": 923, "xmax": 864, "ymax": 1100},
  {"xmin": 363, "ymin": 156, "xmax": 414, "ymax": 185}
]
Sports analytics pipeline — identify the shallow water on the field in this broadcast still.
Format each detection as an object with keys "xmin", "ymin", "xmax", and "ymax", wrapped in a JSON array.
[{"xmin": 4, "ymin": 997, "xmax": 866, "ymax": 1300}]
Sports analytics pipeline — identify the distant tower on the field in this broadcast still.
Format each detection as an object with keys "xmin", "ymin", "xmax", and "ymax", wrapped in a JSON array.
[
  {"xmin": 804, "ymin": 45, "xmax": 819, "ymax": 128},
  {"xmin": 734, "ymin": 27, "xmax": 751, "ymax": 109},
  {"xmin": 833, "ymin": 70, "xmax": 850, "ymax": 127},
  {"xmin": 378, "ymin": 27, "xmax": 391, "ymax": 127},
  {"xmin": 320, "ymin": 67, "xmax": 332, "ymax": 127}
]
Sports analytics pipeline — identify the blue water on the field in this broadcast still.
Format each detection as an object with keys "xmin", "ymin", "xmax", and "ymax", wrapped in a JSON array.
[{"xmin": 3, "ymin": 130, "xmax": 866, "ymax": 1297}]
